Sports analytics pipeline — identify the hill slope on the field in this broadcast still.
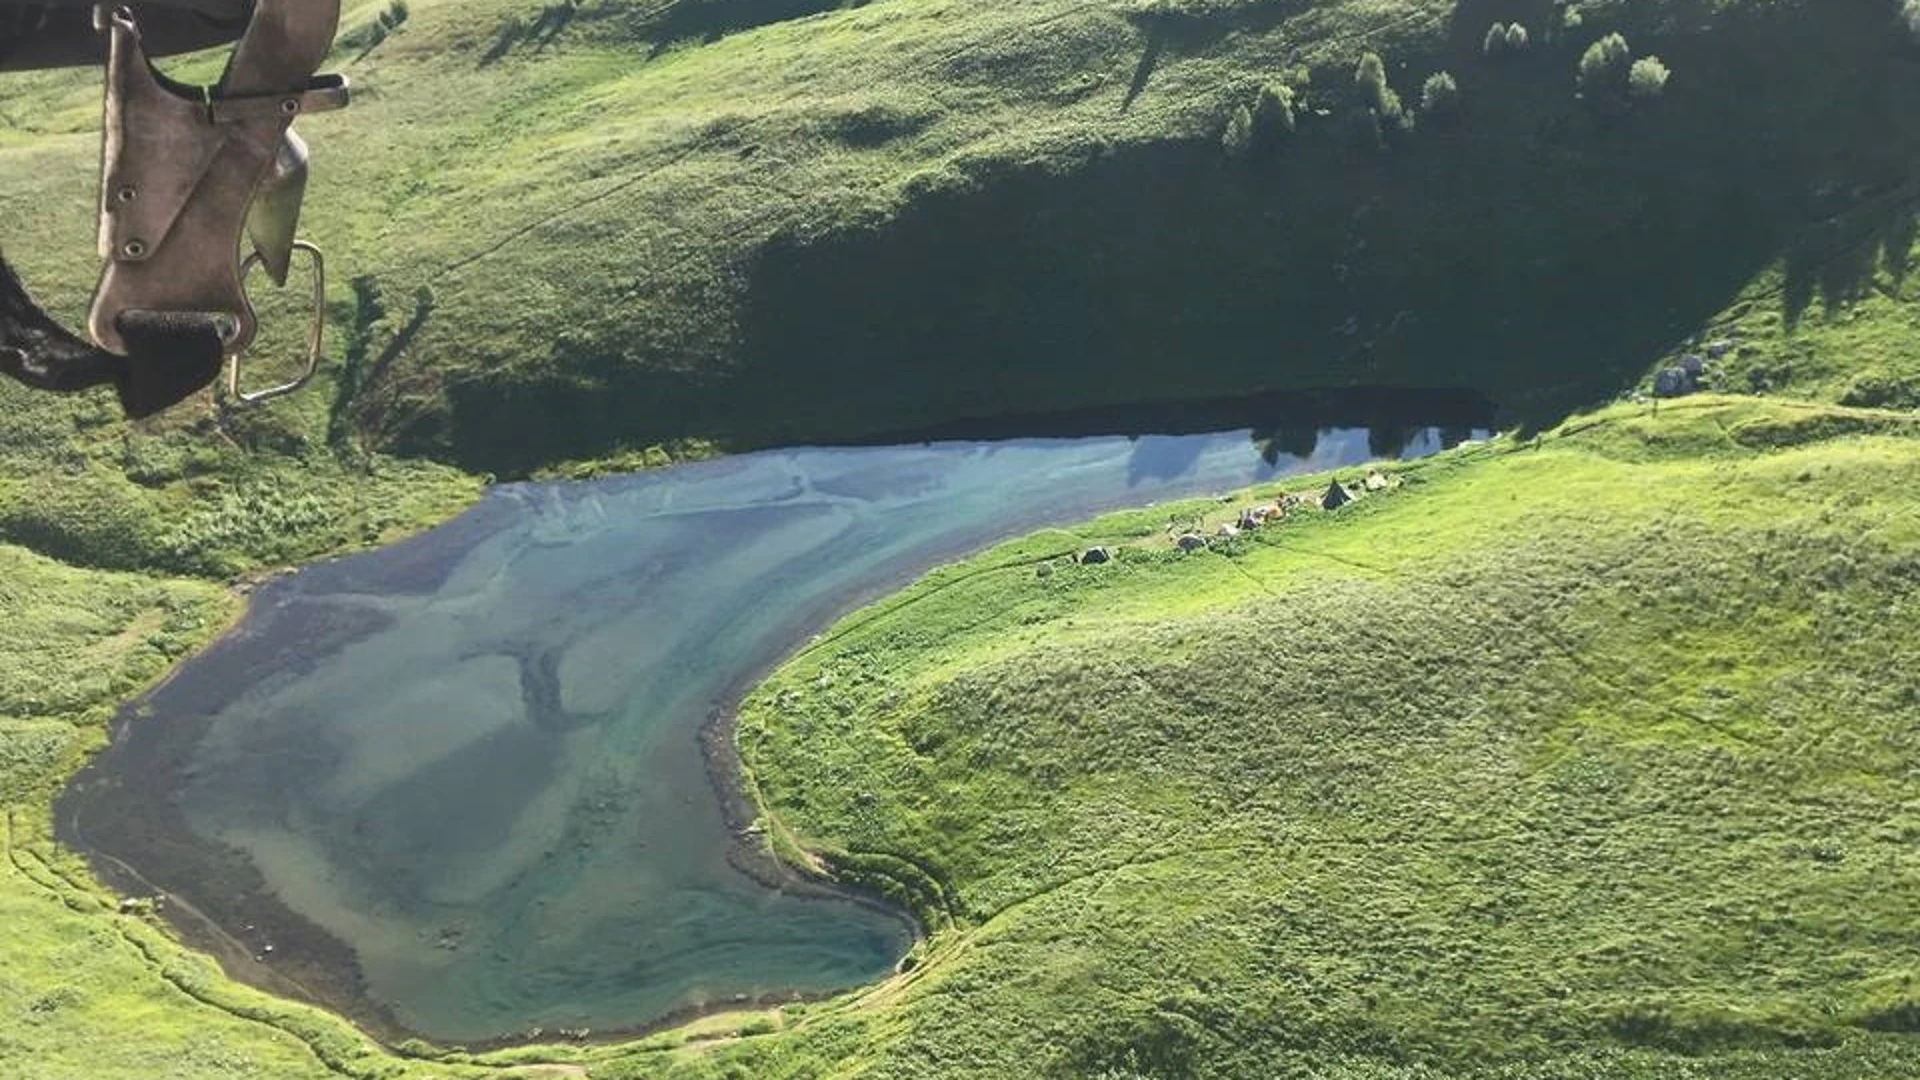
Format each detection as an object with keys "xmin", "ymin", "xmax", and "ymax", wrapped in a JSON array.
[
  {"xmin": 3, "ymin": 0, "xmax": 1920, "ymax": 477},
  {"xmin": 726, "ymin": 396, "xmax": 1920, "ymax": 1078},
  {"xmin": 0, "ymin": 1, "xmax": 1919, "ymax": 1077},
  {"xmin": 7, "ymin": 399, "xmax": 1919, "ymax": 1080},
  {"xmin": 0, "ymin": 0, "xmax": 1916, "ymax": 574}
]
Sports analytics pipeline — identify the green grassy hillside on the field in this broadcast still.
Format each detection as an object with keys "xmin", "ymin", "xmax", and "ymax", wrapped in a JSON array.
[
  {"xmin": 1, "ymin": 0, "xmax": 1919, "ymax": 1076},
  {"xmin": 3, "ymin": 0, "xmax": 1920, "ymax": 477},
  {"xmin": 0, "ymin": 0, "xmax": 1913, "ymax": 576},
  {"xmin": 11, "ymin": 397, "xmax": 1918, "ymax": 1080},
  {"xmin": 0, "ymin": 0, "xmax": 1914, "ymax": 566},
  {"xmin": 726, "ymin": 396, "xmax": 1920, "ymax": 1077}
]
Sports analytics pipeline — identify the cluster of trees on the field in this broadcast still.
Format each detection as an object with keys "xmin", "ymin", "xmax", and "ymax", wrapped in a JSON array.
[
  {"xmin": 1483, "ymin": 21, "xmax": 1531, "ymax": 57},
  {"xmin": 1222, "ymin": 78, "xmax": 1298, "ymax": 159},
  {"xmin": 1577, "ymin": 32, "xmax": 1670, "ymax": 106},
  {"xmin": 1484, "ymin": 16, "xmax": 1670, "ymax": 106},
  {"xmin": 1223, "ymin": 52, "xmax": 1456, "ymax": 159},
  {"xmin": 1420, "ymin": 71, "xmax": 1460, "ymax": 119},
  {"xmin": 1222, "ymin": 18, "xmax": 1674, "ymax": 159},
  {"xmin": 1352, "ymin": 51, "xmax": 1415, "ymax": 149}
]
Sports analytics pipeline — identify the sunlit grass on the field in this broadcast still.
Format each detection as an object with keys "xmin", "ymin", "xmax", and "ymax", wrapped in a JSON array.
[{"xmin": 735, "ymin": 396, "xmax": 1920, "ymax": 1075}]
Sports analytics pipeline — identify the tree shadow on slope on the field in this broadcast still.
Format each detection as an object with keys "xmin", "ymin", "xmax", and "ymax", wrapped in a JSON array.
[
  {"xmin": 1782, "ymin": 186, "xmax": 1920, "ymax": 327},
  {"xmin": 1121, "ymin": 0, "xmax": 1315, "ymax": 111},
  {"xmin": 642, "ymin": 0, "xmax": 855, "ymax": 54},
  {"xmin": 479, "ymin": 1, "xmax": 582, "ymax": 66},
  {"xmin": 482, "ymin": 0, "xmax": 857, "ymax": 64}
]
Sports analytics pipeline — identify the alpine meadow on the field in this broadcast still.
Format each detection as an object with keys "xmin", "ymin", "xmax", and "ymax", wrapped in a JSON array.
[{"xmin": 1, "ymin": 1, "xmax": 1919, "ymax": 1078}]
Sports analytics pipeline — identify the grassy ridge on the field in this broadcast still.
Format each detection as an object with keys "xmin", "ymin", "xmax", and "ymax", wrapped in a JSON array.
[{"xmin": 726, "ymin": 397, "xmax": 1920, "ymax": 1076}]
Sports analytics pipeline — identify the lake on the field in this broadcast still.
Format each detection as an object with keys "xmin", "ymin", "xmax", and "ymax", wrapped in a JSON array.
[{"xmin": 59, "ymin": 425, "xmax": 1479, "ymax": 1043}]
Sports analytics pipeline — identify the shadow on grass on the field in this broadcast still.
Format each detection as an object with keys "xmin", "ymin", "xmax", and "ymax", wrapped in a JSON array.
[
  {"xmin": 428, "ymin": 0, "xmax": 1920, "ymax": 475},
  {"xmin": 481, "ymin": 0, "xmax": 861, "ymax": 65},
  {"xmin": 645, "ymin": 0, "xmax": 851, "ymax": 55},
  {"xmin": 330, "ymin": 277, "xmax": 437, "ymax": 449},
  {"xmin": 718, "ymin": 0, "xmax": 1920, "ymax": 439},
  {"xmin": 1120, "ymin": 0, "xmax": 1318, "ymax": 113},
  {"xmin": 1782, "ymin": 187, "xmax": 1920, "ymax": 328},
  {"xmin": 1121, "ymin": 20, "xmax": 1166, "ymax": 113},
  {"xmin": 480, "ymin": 2, "xmax": 578, "ymax": 66}
]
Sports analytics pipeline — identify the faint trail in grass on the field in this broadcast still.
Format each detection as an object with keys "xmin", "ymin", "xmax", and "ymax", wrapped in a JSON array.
[
  {"xmin": 431, "ymin": 142, "xmax": 709, "ymax": 281},
  {"xmin": 1273, "ymin": 487, "xmax": 1770, "ymax": 752},
  {"xmin": 974, "ymin": 832, "xmax": 1242, "ymax": 935},
  {"xmin": 14, "ymin": 807, "xmax": 590, "ymax": 1078},
  {"xmin": 428, "ymin": 0, "xmax": 1103, "ymax": 281},
  {"xmin": 63, "ymin": 800, "xmax": 273, "ymax": 982},
  {"xmin": 1214, "ymin": 547, "xmax": 1283, "ymax": 595},
  {"xmin": 8, "ymin": 808, "xmax": 368, "ymax": 1078},
  {"xmin": 794, "ymin": 547, "xmax": 1079, "ymax": 662}
]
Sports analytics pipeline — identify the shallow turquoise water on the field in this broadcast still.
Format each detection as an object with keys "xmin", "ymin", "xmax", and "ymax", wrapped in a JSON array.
[{"xmin": 74, "ymin": 428, "xmax": 1469, "ymax": 1041}]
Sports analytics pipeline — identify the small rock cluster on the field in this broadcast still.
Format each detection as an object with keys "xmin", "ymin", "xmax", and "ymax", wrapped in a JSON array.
[
  {"xmin": 1036, "ymin": 470, "xmax": 1405, "ymax": 576},
  {"xmin": 1653, "ymin": 333, "xmax": 1738, "ymax": 398},
  {"xmin": 1169, "ymin": 470, "xmax": 1396, "ymax": 552}
]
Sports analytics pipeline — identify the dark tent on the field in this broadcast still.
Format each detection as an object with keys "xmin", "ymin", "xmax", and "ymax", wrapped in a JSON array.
[{"xmin": 1321, "ymin": 479, "xmax": 1353, "ymax": 511}]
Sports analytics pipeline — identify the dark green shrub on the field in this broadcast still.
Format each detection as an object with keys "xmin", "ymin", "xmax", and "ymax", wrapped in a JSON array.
[
  {"xmin": 0, "ymin": 473, "xmax": 166, "ymax": 573},
  {"xmin": 1221, "ymin": 103, "xmax": 1254, "ymax": 158},
  {"xmin": 1577, "ymin": 32, "xmax": 1633, "ymax": 100},
  {"xmin": 1605, "ymin": 1002, "xmax": 1842, "ymax": 1053},
  {"xmin": 1420, "ymin": 70, "xmax": 1460, "ymax": 118},
  {"xmin": 1355, "ymin": 51, "xmax": 1388, "ymax": 102},
  {"xmin": 826, "ymin": 101, "xmax": 941, "ymax": 147},
  {"xmin": 340, "ymin": 20, "xmax": 386, "ymax": 54},
  {"xmin": 1907, "ymin": 0, "xmax": 1920, "ymax": 39},
  {"xmin": 1353, "ymin": 51, "xmax": 1412, "ymax": 144},
  {"xmin": 1863, "ymin": 998, "xmax": 1920, "ymax": 1032},
  {"xmin": 1628, "ymin": 55, "xmax": 1671, "ymax": 100},
  {"xmin": 338, "ymin": 0, "xmax": 409, "ymax": 57},
  {"xmin": 1839, "ymin": 370, "xmax": 1920, "ymax": 409},
  {"xmin": 1252, "ymin": 83, "xmax": 1296, "ymax": 147},
  {"xmin": 1727, "ymin": 411, "xmax": 1913, "ymax": 450}
]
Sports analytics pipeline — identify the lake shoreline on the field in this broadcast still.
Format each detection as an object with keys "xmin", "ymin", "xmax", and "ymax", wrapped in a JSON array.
[
  {"xmin": 52, "ymin": 488, "xmax": 942, "ymax": 1055},
  {"xmin": 55, "ymin": 582, "xmax": 416, "ymax": 1045},
  {"xmin": 50, "ymin": 419, "xmax": 1479, "ymax": 1050},
  {"xmin": 836, "ymin": 386, "xmax": 1494, "ymax": 449}
]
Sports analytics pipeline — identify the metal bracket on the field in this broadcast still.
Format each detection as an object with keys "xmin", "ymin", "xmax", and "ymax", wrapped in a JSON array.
[
  {"xmin": 86, "ymin": 0, "xmax": 346, "ymax": 406},
  {"xmin": 228, "ymin": 239, "xmax": 324, "ymax": 404}
]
